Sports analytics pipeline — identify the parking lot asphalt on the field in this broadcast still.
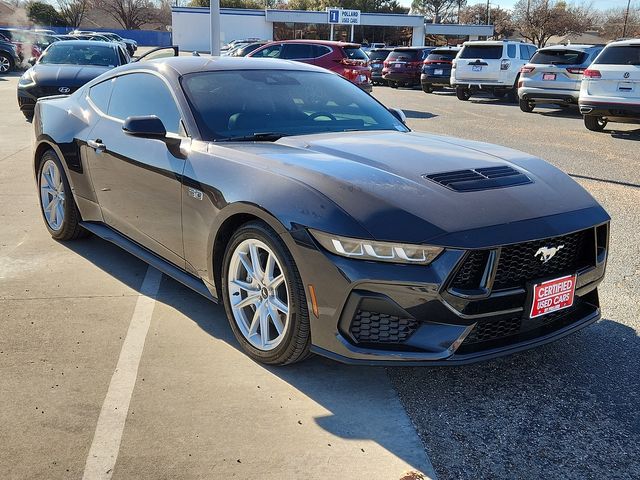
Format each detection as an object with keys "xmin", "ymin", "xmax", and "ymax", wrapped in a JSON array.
[
  {"xmin": 374, "ymin": 86, "xmax": 640, "ymax": 480},
  {"xmin": 0, "ymin": 72, "xmax": 638, "ymax": 480}
]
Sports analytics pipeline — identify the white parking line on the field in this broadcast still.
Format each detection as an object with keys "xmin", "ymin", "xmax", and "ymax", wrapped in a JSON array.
[{"xmin": 82, "ymin": 266, "xmax": 162, "ymax": 480}]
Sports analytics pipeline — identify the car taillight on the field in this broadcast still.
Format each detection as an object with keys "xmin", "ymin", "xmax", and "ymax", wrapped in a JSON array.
[
  {"xmin": 340, "ymin": 58, "xmax": 364, "ymax": 66},
  {"xmin": 566, "ymin": 67, "xmax": 585, "ymax": 74},
  {"xmin": 520, "ymin": 65, "xmax": 535, "ymax": 73},
  {"xmin": 383, "ymin": 61, "xmax": 390, "ymax": 67},
  {"xmin": 583, "ymin": 69, "xmax": 601, "ymax": 78},
  {"xmin": 500, "ymin": 59, "xmax": 511, "ymax": 70}
]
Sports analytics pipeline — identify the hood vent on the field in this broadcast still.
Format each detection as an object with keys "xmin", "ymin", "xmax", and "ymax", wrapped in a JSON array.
[{"xmin": 423, "ymin": 166, "xmax": 532, "ymax": 192}]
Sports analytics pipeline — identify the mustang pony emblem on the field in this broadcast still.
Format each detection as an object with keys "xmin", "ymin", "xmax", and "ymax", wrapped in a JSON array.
[{"xmin": 535, "ymin": 245, "xmax": 564, "ymax": 263}]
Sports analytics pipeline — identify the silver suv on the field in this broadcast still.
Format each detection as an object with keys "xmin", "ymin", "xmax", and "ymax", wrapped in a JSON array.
[
  {"xmin": 518, "ymin": 44, "xmax": 604, "ymax": 113},
  {"xmin": 451, "ymin": 40, "xmax": 537, "ymax": 101}
]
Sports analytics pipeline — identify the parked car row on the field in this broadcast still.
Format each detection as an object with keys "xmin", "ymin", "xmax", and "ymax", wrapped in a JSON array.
[
  {"xmin": 370, "ymin": 39, "xmax": 638, "ymax": 133},
  {"xmin": 0, "ymin": 27, "xmax": 138, "ymax": 73}
]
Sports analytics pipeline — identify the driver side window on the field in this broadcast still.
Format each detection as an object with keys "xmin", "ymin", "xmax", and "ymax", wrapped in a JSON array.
[{"xmin": 107, "ymin": 73, "xmax": 182, "ymax": 135}]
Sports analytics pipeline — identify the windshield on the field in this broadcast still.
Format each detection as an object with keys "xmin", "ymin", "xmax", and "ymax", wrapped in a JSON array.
[
  {"xmin": 594, "ymin": 45, "xmax": 640, "ymax": 65},
  {"xmin": 460, "ymin": 45, "xmax": 503, "ymax": 59},
  {"xmin": 39, "ymin": 44, "xmax": 118, "ymax": 66},
  {"xmin": 181, "ymin": 69, "xmax": 407, "ymax": 141},
  {"xmin": 531, "ymin": 49, "xmax": 588, "ymax": 65}
]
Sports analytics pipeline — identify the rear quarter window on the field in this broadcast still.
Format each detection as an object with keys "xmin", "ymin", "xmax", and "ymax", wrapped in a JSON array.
[
  {"xmin": 460, "ymin": 45, "xmax": 503, "ymax": 59},
  {"xmin": 343, "ymin": 47, "xmax": 368, "ymax": 60},
  {"xmin": 594, "ymin": 45, "xmax": 640, "ymax": 65},
  {"xmin": 88, "ymin": 79, "xmax": 113, "ymax": 113},
  {"xmin": 531, "ymin": 49, "xmax": 588, "ymax": 65}
]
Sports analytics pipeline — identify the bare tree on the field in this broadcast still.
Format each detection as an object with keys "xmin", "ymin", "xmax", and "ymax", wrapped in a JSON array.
[
  {"xmin": 58, "ymin": 0, "xmax": 89, "ymax": 28},
  {"xmin": 411, "ymin": 0, "xmax": 463, "ymax": 24},
  {"xmin": 512, "ymin": 0, "xmax": 594, "ymax": 47},
  {"xmin": 459, "ymin": 3, "xmax": 515, "ymax": 37},
  {"xmin": 94, "ymin": 0, "xmax": 157, "ymax": 29}
]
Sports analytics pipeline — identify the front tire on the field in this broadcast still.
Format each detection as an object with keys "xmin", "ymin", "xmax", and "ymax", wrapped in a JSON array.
[
  {"xmin": 0, "ymin": 52, "xmax": 14, "ymax": 74},
  {"xmin": 221, "ymin": 221, "xmax": 311, "ymax": 365},
  {"xmin": 456, "ymin": 87, "xmax": 470, "ymax": 101},
  {"xmin": 422, "ymin": 84, "xmax": 433, "ymax": 93},
  {"xmin": 584, "ymin": 115, "xmax": 607, "ymax": 132},
  {"xmin": 37, "ymin": 149, "xmax": 86, "ymax": 240}
]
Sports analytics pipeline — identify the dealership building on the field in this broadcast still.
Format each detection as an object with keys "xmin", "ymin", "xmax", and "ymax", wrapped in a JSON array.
[{"xmin": 171, "ymin": 7, "xmax": 495, "ymax": 52}]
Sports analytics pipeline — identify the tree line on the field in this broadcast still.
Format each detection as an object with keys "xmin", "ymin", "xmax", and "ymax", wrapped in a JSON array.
[{"xmin": 19, "ymin": 0, "xmax": 640, "ymax": 45}]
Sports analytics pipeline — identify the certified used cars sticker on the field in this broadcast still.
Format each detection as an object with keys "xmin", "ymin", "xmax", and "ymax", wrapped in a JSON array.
[{"xmin": 530, "ymin": 274, "xmax": 576, "ymax": 318}]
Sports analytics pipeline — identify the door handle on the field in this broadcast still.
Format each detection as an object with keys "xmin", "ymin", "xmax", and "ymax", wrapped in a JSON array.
[{"xmin": 87, "ymin": 139, "xmax": 106, "ymax": 152}]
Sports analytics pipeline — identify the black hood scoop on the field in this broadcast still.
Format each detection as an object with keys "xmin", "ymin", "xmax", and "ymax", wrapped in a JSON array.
[{"xmin": 423, "ymin": 166, "xmax": 532, "ymax": 192}]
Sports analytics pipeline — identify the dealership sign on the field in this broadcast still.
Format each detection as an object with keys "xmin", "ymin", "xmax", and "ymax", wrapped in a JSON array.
[{"xmin": 328, "ymin": 8, "xmax": 361, "ymax": 25}]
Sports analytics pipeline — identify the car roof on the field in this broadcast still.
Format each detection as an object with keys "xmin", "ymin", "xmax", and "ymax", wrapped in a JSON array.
[
  {"xmin": 270, "ymin": 39, "xmax": 361, "ymax": 48},
  {"xmin": 431, "ymin": 46, "xmax": 461, "ymax": 51},
  {"xmin": 50, "ymin": 40, "xmax": 118, "ymax": 48},
  {"xmin": 462, "ymin": 40, "xmax": 534, "ymax": 46},
  {"xmin": 392, "ymin": 46, "xmax": 432, "ymax": 50},
  {"xmin": 539, "ymin": 44, "xmax": 602, "ymax": 51},
  {"xmin": 113, "ymin": 56, "xmax": 330, "ymax": 76},
  {"xmin": 605, "ymin": 39, "xmax": 640, "ymax": 47}
]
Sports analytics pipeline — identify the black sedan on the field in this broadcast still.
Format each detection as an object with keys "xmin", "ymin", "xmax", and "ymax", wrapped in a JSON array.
[
  {"xmin": 17, "ymin": 40, "xmax": 129, "ymax": 120},
  {"xmin": 32, "ymin": 57, "xmax": 609, "ymax": 366}
]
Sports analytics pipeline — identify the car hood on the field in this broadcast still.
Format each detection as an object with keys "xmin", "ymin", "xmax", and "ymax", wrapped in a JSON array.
[
  {"xmin": 29, "ymin": 64, "xmax": 112, "ymax": 87},
  {"xmin": 211, "ymin": 131, "xmax": 608, "ymax": 246}
]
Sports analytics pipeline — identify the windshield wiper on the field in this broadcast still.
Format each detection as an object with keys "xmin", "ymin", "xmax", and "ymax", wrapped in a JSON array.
[{"xmin": 219, "ymin": 132, "xmax": 291, "ymax": 142}]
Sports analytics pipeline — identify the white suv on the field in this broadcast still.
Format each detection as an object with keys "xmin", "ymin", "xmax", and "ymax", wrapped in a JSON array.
[
  {"xmin": 579, "ymin": 39, "xmax": 640, "ymax": 131},
  {"xmin": 451, "ymin": 40, "xmax": 537, "ymax": 101}
]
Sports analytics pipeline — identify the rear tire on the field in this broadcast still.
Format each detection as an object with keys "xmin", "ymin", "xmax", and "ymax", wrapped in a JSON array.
[
  {"xmin": 422, "ymin": 84, "xmax": 433, "ymax": 93},
  {"xmin": 221, "ymin": 221, "xmax": 311, "ymax": 365},
  {"xmin": 37, "ymin": 149, "xmax": 87, "ymax": 240},
  {"xmin": 389, "ymin": 81, "xmax": 398, "ymax": 89},
  {"xmin": 584, "ymin": 115, "xmax": 607, "ymax": 132},
  {"xmin": 456, "ymin": 87, "xmax": 470, "ymax": 101},
  {"xmin": 519, "ymin": 98, "xmax": 535, "ymax": 113}
]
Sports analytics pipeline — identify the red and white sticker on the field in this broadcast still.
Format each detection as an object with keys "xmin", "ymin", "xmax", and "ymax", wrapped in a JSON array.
[{"xmin": 530, "ymin": 274, "xmax": 576, "ymax": 319}]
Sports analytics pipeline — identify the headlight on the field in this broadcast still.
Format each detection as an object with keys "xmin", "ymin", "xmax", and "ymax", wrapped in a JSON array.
[
  {"xmin": 18, "ymin": 69, "xmax": 35, "ymax": 88},
  {"xmin": 309, "ymin": 229, "xmax": 443, "ymax": 265}
]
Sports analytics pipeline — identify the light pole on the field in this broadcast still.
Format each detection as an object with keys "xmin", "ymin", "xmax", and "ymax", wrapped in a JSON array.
[
  {"xmin": 622, "ymin": 0, "xmax": 632, "ymax": 38},
  {"xmin": 210, "ymin": 0, "xmax": 221, "ymax": 55}
]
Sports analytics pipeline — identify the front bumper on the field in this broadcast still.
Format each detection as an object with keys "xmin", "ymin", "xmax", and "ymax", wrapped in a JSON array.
[
  {"xmin": 452, "ymin": 80, "xmax": 512, "ymax": 89},
  {"xmin": 579, "ymin": 101, "xmax": 640, "ymax": 121},
  {"xmin": 519, "ymin": 86, "xmax": 579, "ymax": 105},
  {"xmin": 17, "ymin": 85, "xmax": 78, "ymax": 115},
  {"xmin": 293, "ymin": 218, "xmax": 609, "ymax": 365}
]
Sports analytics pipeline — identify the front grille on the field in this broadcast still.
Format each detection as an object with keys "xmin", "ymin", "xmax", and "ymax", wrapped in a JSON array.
[
  {"xmin": 449, "ymin": 229, "xmax": 595, "ymax": 292},
  {"xmin": 462, "ymin": 305, "xmax": 579, "ymax": 346},
  {"xmin": 493, "ymin": 230, "xmax": 594, "ymax": 290},
  {"xmin": 36, "ymin": 86, "xmax": 77, "ymax": 97},
  {"xmin": 350, "ymin": 310, "xmax": 418, "ymax": 344}
]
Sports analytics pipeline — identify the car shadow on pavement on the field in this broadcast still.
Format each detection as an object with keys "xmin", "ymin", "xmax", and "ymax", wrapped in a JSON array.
[
  {"xmin": 609, "ymin": 128, "xmax": 640, "ymax": 141},
  {"xmin": 60, "ymin": 235, "xmax": 433, "ymax": 476},
  {"xmin": 388, "ymin": 318, "xmax": 640, "ymax": 479},
  {"xmin": 403, "ymin": 110, "xmax": 437, "ymax": 120}
]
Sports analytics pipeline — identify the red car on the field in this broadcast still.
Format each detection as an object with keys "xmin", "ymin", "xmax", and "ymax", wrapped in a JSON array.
[
  {"xmin": 248, "ymin": 40, "xmax": 372, "ymax": 93},
  {"xmin": 382, "ymin": 47, "xmax": 434, "ymax": 88}
]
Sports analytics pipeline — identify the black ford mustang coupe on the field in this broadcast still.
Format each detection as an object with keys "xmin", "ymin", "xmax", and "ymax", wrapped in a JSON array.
[{"xmin": 32, "ymin": 57, "xmax": 609, "ymax": 365}]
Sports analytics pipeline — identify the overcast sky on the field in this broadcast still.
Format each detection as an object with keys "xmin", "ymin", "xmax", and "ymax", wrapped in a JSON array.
[{"xmin": 400, "ymin": 0, "xmax": 637, "ymax": 11}]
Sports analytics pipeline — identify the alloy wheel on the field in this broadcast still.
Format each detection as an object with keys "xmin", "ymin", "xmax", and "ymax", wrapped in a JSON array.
[
  {"xmin": 39, "ymin": 159, "xmax": 65, "ymax": 231},
  {"xmin": 0, "ymin": 56, "xmax": 10, "ymax": 73},
  {"xmin": 227, "ymin": 239, "xmax": 290, "ymax": 351}
]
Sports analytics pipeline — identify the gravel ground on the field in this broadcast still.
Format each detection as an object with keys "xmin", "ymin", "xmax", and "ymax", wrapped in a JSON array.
[{"xmin": 372, "ymin": 86, "xmax": 640, "ymax": 480}]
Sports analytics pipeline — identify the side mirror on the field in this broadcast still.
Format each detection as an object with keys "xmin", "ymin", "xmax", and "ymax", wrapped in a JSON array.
[
  {"xmin": 28, "ymin": 57, "xmax": 36, "ymax": 65},
  {"xmin": 388, "ymin": 107, "xmax": 407, "ymax": 124},
  {"xmin": 123, "ymin": 115, "xmax": 167, "ymax": 138},
  {"xmin": 122, "ymin": 115, "xmax": 186, "ymax": 158}
]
